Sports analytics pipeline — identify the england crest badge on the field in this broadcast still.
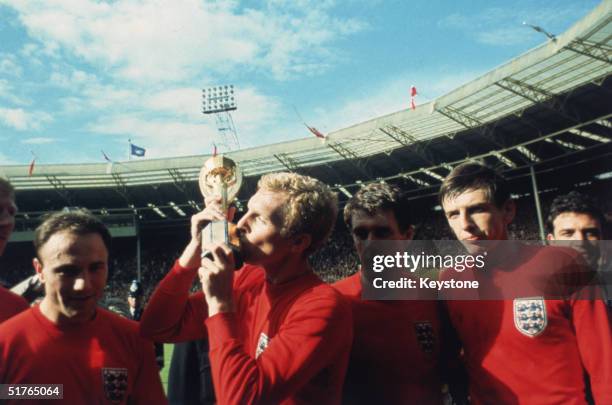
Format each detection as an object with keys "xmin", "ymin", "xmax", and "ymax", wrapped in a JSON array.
[
  {"xmin": 102, "ymin": 367, "xmax": 128, "ymax": 403},
  {"xmin": 414, "ymin": 321, "xmax": 435, "ymax": 353},
  {"xmin": 255, "ymin": 333, "xmax": 270, "ymax": 359},
  {"xmin": 513, "ymin": 297, "xmax": 547, "ymax": 337}
]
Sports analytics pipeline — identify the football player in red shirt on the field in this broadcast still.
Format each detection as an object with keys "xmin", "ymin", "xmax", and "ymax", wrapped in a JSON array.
[
  {"xmin": 0, "ymin": 177, "xmax": 28, "ymax": 323},
  {"xmin": 0, "ymin": 210, "xmax": 166, "ymax": 404},
  {"xmin": 140, "ymin": 172, "xmax": 352, "ymax": 405},
  {"xmin": 439, "ymin": 163, "xmax": 612, "ymax": 405},
  {"xmin": 333, "ymin": 182, "xmax": 463, "ymax": 404}
]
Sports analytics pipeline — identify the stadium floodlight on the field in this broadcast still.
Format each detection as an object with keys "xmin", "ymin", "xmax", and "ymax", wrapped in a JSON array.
[
  {"xmin": 187, "ymin": 200, "xmax": 201, "ymax": 211},
  {"xmin": 545, "ymin": 138, "xmax": 585, "ymax": 151},
  {"xmin": 402, "ymin": 174, "xmax": 430, "ymax": 187},
  {"xmin": 336, "ymin": 185, "xmax": 352, "ymax": 198},
  {"xmin": 147, "ymin": 203, "xmax": 167, "ymax": 219},
  {"xmin": 202, "ymin": 85, "xmax": 237, "ymax": 114},
  {"xmin": 493, "ymin": 152, "xmax": 517, "ymax": 168},
  {"xmin": 516, "ymin": 146, "xmax": 541, "ymax": 162},
  {"xmin": 169, "ymin": 201, "xmax": 186, "ymax": 217},
  {"xmin": 421, "ymin": 169, "xmax": 444, "ymax": 182},
  {"xmin": 595, "ymin": 120, "xmax": 612, "ymax": 130},
  {"xmin": 568, "ymin": 128, "xmax": 610, "ymax": 143}
]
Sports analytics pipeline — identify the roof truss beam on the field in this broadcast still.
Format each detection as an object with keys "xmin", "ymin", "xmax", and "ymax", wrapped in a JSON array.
[
  {"xmin": 565, "ymin": 38, "xmax": 612, "ymax": 64},
  {"xmin": 45, "ymin": 175, "xmax": 73, "ymax": 205},
  {"xmin": 327, "ymin": 142, "xmax": 372, "ymax": 179},
  {"xmin": 379, "ymin": 125, "xmax": 436, "ymax": 165},
  {"xmin": 274, "ymin": 153, "xmax": 301, "ymax": 172}
]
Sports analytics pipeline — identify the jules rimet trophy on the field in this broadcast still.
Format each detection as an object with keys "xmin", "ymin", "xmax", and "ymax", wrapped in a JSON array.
[{"xmin": 198, "ymin": 155, "xmax": 243, "ymax": 266}]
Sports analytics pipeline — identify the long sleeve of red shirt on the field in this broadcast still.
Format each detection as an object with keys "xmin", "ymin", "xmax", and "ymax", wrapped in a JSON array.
[
  {"xmin": 141, "ymin": 260, "xmax": 352, "ymax": 405},
  {"xmin": 0, "ymin": 286, "xmax": 28, "ymax": 323},
  {"xmin": 140, "ymin": 261, "xmax": 209, "ymax": 341},
  {"xmin": 572, "ymin": 296, "xmax": 612, "ymax": 404}
]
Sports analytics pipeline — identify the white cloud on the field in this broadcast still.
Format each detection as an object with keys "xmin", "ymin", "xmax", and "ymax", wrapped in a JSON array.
[
  {"xmin": 0, "ymin": 107, "xmax": 52, "ymax": 130},
  {"xmin": 87, "ymin": 113, "xmax": 220, "ymax": 158},
  {"xmin": 0, "ymin": 53, "xmax": 23, "ymax": 77},
  {"xmin": 21, "ymin": 137, "xmax": 56, "ymax": 144},
  {"xmin": 0, "ymin": 80, "xmax": 31, "ymax": 106},
  {"xmin": 4, "ymin": 0, "xmax": 366, "ymax": 82},
  {"xmin": 0, "ymin": 152, "xmax": 20, "ymax": 165}
]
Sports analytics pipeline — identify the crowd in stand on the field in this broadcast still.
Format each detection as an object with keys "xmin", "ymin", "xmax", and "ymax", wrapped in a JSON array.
[{"xmin": 1, "ymin": 190, "xmax": 609, "ymax": 300}]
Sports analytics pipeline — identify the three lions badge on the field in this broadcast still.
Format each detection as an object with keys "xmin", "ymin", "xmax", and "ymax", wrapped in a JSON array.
[
  {"xmin": 513, "ymin": 297, "xmax": 547, "ymax": 337},
  {"xmin": 102, "ymin": 367, "xmax": 128, "ymax": 403}
]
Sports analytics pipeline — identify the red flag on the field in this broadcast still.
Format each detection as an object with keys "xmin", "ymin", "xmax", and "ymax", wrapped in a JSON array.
[
  {"xmin": 410, "ymin": 86, "xmax": 418, "ymax": 110},
  {"xmin": 212, "ymin": 143, "xmax": 218, "ymax": 157},
  {"xmin": 306, "ymin": 125, "xmax": 326, "ymax": 139},
  {"xmin": 28, "ymin": 159, "xmax": 36, "ymax": 176}
]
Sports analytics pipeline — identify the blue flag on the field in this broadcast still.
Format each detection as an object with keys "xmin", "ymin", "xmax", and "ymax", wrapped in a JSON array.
[{"xmin": 130, "ymin": 143, "xmax": 146, "ymax": 157}]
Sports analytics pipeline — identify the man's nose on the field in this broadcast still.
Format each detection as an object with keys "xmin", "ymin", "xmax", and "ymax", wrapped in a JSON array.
[
  {"xmin": 73, "ymin": 272, "xmax": 92, "ymax": 292},
  {"xmin": 459, "ymin": 212, "xmax": 473, "ymax": 230}
]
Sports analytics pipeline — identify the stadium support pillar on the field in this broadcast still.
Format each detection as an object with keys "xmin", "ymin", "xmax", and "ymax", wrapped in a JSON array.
[
  {"xmin": 530, "ymin": 166, "xmax": 545, "ymax": 241},
  {"xmin": 135, "ymin": 215, "xmax": 142, "ymax": 281}
]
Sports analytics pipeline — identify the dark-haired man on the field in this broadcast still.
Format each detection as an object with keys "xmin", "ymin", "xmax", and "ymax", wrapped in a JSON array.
[
  {"xmin": 0, "ymin": 210, "xmax": 166, "ymax": 404},
  {"xmin": 547, "ymin": 191, "xmax": 610, "ymax": 308},
  {"xmin": 140, "ymin": 172, "xmax": 352, "ymax": 405},
  {"xmin": 333, "ymin": 183, "xmax": 454, "ymax": 404},
  {"xmin": 0, "ymin": 177, "xmax": 28, "ymax": 323},
  {"xmin": 439, "ymin": 162, "xmax": 612, "ymax": 405}
]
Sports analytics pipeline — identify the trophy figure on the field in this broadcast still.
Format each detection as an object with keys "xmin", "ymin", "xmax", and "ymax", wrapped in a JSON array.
[{"xmin": 198, "ymin": 155, "xmax": 243, "ymax": 267}]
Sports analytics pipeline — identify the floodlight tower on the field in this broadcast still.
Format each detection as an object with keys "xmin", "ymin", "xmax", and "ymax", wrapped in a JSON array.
[{"xmin": 202, "ymin": 85, "xmax": 240, "ymax": 151}]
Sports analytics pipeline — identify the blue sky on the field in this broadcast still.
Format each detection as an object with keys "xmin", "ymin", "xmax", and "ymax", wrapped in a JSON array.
[{"xmin": 0, "ymin": 0, "xmax": 600, "ymax": 165}]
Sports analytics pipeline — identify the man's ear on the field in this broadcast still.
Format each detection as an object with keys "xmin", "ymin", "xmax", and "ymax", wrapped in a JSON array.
[
  {"xmin": 502, "ymin": 199, "xmax": 516, "ymax": 225},
  {"xmin": 291, "ymin": 234, "xmax": 312, "ymax": 254},
  {"xmin": 402, "ymin": 225, "xmax": 415, "ymax": 240},
  {"xmin": 33, "ymin": 258, "xmax": 45, "ymax": 283}
]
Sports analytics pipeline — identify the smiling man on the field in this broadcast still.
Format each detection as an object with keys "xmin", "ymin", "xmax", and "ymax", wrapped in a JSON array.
[
  {"xmin": 439, "ymin": 162, "xmax": 612, "ymax": 405},
  {"xmin": 140, "ymin": 172, "xmax": 352, "ymax": 405},
  {"xmin": 0, "ymin": 177, "xmax": 28, "ymax": 323},
  {"xmin": 0, "ymin": 210, "xmax": 166, "ymax": 404}
]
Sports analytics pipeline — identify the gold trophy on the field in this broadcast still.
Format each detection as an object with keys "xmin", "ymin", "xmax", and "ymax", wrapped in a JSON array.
[{"xmin": 198, "ymin": 155, "xmax": 243, "ymax": 267}]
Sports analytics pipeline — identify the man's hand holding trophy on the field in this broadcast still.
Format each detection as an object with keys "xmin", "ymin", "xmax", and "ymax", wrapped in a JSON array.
[{"xmin": 197, "ymin": 155, "xmax": 243, "ymax": 269}]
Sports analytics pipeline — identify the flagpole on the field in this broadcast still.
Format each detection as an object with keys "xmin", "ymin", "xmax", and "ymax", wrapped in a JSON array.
[{"xmin": 128, "ymin": 139, "xmax": 131, "ymax": 161}]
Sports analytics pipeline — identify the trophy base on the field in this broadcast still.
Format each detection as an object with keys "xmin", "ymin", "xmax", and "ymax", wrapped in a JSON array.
[{"xmin": 201, "ymin": 220, "xmax": 243, "ymax": 269}]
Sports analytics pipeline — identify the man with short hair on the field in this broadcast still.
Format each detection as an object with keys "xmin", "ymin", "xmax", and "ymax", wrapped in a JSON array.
[
  {"xmin": 0, "ymin": 210, "xmax": 166, "ymax": 404},
  {"xmin": 439, "ymin": 162, "xmax": 612, "ymax": 404},
  {"xmin": 546, "ymin": 191, "xmax": 605, "ymax": 241},
  {"xmin": 0, "ymin": 177, "xmax": 28, "ymax": 323},
  {"xmin": 140, "ymin": 172, "xmax": 352, "ymax": 405},
  {"xmin": 333, "ymin": 183, "xmax": 456, "ymax": 404},
  {"xmin": 547, "ymin": 190, "xmax": 610, "ymax": 307}
]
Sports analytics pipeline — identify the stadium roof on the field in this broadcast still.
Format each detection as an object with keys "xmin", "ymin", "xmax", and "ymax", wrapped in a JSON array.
[{"xmin": 2, "ymin": 1, "xmax": 611, "ymax": 221}]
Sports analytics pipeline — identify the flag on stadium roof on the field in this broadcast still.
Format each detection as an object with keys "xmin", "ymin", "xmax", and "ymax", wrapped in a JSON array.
[
  {"xmin": 27, "ymin": 151, "xmax": 37, "ymax": 176},
  {"xmin": 306, "ymin": 124, "xmax": 326, "ymax": 139},
  {"xmin": 129, "ymin": 141, "xmax": 146, "ymax": 158},
  {"xmin": 101, "ymin": 150, "xmax": 113, "ymax": 174},
  {"xmin": 28, "ymin": 158, "xmax": 35, "ymax": 177},
  {"xmin": 213, "ymin": 143, "xmax": 218, "ymax": 157},
  {"xmin": 410, "ymin": 86, "xmax": 417, "ymax": 111}
]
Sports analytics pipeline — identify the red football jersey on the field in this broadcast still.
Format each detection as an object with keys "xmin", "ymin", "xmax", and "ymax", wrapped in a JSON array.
[
  {"xmin": 0, "ymin": 286, "xmax": 28, "ymax": 323},
  {"xmin": 141, "ymin": 261, "xmax": 353, "ymax": 405},
  {"xmin": 0, "ymin": 306, "xmax": 167, "ymax": 404}
]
